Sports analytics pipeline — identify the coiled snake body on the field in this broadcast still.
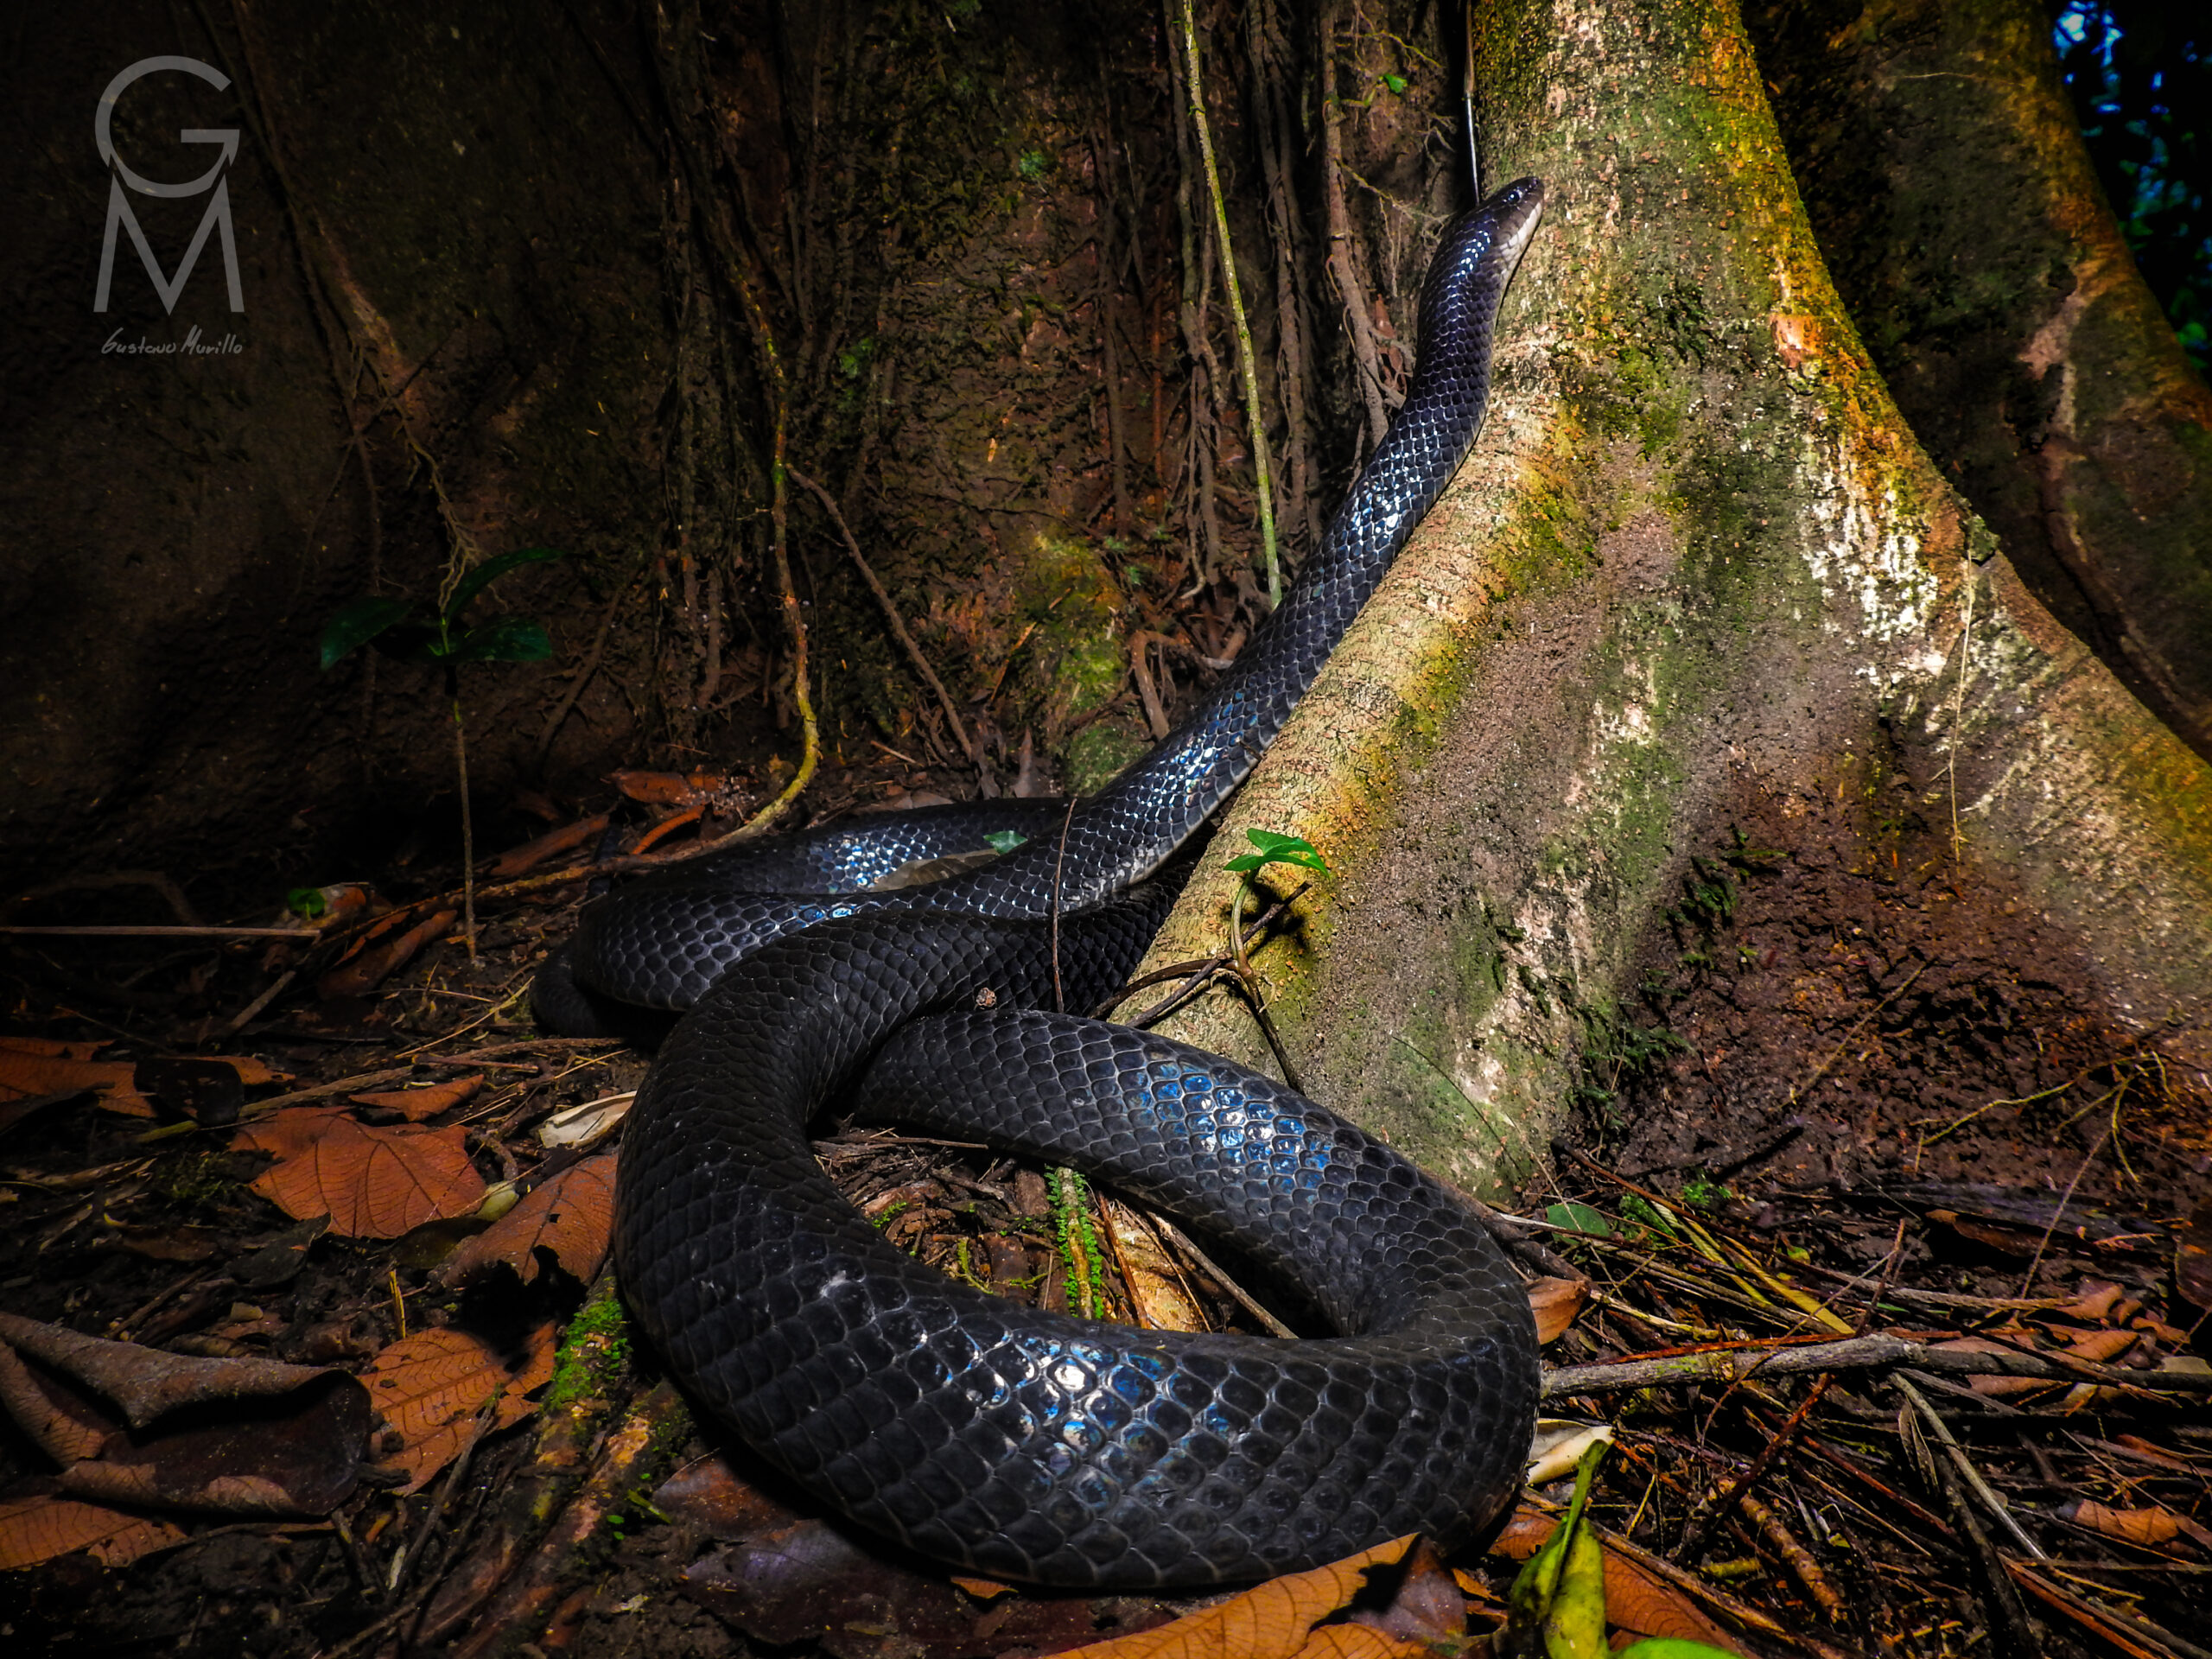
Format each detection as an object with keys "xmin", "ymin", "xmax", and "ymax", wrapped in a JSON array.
[{"xmin": 540, "ymin": 180, "xmax": 1546, "ymax": 1588}]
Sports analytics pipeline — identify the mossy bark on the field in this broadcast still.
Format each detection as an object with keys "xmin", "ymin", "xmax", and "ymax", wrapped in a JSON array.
[
  {"xmin": 1139, "ymin": 0, "xmax": 2212, "ymax": 1194},
  {"xmin": 1746, "ymin": 0, "xmax": 2212, "ymax": 761}
]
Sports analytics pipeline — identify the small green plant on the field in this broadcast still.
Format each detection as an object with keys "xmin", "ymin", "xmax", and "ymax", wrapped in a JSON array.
[
  {"xmin": 1220, "ymin": 830, "xmax": 1329, "ymax": 1090},
  {"xmin": 320, "ymin": 546, "xmax": 566, "ymax": 954},
  {"xmin": 1046, "ymin": 1167, "xmax": 1106, "ymax": 1319},
  {"xmin": 983, "ymin": 830, "xmax": 1029, "ymax": 855}
]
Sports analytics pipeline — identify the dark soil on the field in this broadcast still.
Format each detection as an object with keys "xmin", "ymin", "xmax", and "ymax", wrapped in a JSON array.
[{"xmin": 1603, "ymin": 755, "xmax": 2209, "ymax": 1239}]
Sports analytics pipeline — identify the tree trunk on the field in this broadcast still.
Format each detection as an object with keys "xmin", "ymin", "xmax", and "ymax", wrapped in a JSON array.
[
  {"xmin": 1747, "ymin": 0, "xmax": 2212, "ymax": 763},
  {"xmin": 1141, "ymin": 0, "xmax": 2212, "ymax": 1190},
  {"xmin": 5, "ymin": 0, "xmax": 2205, "ymax": 1192}
]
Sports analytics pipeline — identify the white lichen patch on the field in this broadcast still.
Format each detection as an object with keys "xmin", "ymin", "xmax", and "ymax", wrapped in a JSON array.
[{"xmin": 1794, "ymin": 428, "xmax": 1940, "ymax": 676}]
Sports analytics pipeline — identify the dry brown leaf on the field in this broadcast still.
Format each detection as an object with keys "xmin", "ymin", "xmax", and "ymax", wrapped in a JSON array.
[
  {"xmin": 1102, "ymin": 1198, "xmax": 1208, "ymax": 1333},
  {"xmin": 1527, "ymin": 1276, "xmax": 1591, "ymax": 1344},
  {"xmin": 436, "ymin": 1151, "xmax": 617, "ymax": 1287},
  {"xmin": 488, "ymin": 812, "xmax": 611, "ymax": 878},
  {"xmin": 0, "ymin": 1494, "xmax": 186, "ymax": 1571},
  {"xmin": 0, "ymin": 1043, "xmax": 146, "ymax": 1113},
  {"xmin": 0, "ymin": 1311, "xmax": 340, "ymax": 1429},
  {"xmin": 611, "ymin": 767, "xmax": 720, "ymax": 805},
  {"xmin": 1059, "ymin": 1535, "xmax": 1419, "ymax": 1659},
  {"xmin": 353, "ymin": 1074, "xmax": 484, "ymax": 1122},
  {"xmin": 318, "ymin": 908, "xmax": 458, "ymax": 999},
  {"xmin": 2062, "ymin": 1499, "xmax": 2212, "ymax": 1551},
  {"xmin": 2055, "ymin": 1281, "xmax": 2127, "ymax": 1323},
  {"xmin": 2062, "ymin": 1327, "xmax": 2140, "ymax": 1364},
  {"xmin": 0, "ymin": 1339, "xmax": 113, "ymax": 1464},
  {"xmin": 0, "ymin": 1035, "xmax": 105, "ymax": 1061},
  {"xmin": 234, "ymin": 1103, "xmax": 486, "ymax": 1238},
  {"xmin": 1930, "ymin": 1337, "xmax": 2056, "ymax": 1397},
  {"xmin": 360, "ymin": 1323, "xmax": 556, "ymax": 1494}
]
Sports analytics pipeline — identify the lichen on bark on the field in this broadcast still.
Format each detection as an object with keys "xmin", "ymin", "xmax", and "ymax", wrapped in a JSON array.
[{"xmin": 1140, "ymin": 0, "xmax": 2212, "ymax": 1192}]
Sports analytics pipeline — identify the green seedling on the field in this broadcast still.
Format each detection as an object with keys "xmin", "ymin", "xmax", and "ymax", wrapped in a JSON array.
[{"xmin": 320, "ymin": 546, "xmax": 566, "ymax": 956}]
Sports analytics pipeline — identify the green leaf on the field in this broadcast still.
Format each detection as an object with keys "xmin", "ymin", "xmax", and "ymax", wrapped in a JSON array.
[
  {"xmin": 318, "ymin": 597, "xmax": 412, "ymax": 670},
  {"xmin": 1502, "ymin": 1440, "xmax": 1612, "ymax": 1659},
  {"xmin": 1544, "ymin": 1202, "xmax": 1612, "ymax": 1239},
  {"xmin": 982, "ymin": 830, "xmax": 1029, "ymax": 855},
  {"xmin": 1380, "ymin": 72, "xmax": 1408, "ymax": 94},
  {"xmin": 1224, "ymin": 828, "xmax": 1329, "ymax": 876},
  {"xmin": 1617, "ymin": 1643, "xmax": 1745, "ymax": 1658},
  {"xmin": 285, "ymin": 887, "xmax": 327, "ymax": 919},
  {"xmin": 442, "ymin": 545, "xmax": 565, "ymax": 623},
  {"xmin": 446, "ymin": 616, "xmax": 553, "ymax": 663}
]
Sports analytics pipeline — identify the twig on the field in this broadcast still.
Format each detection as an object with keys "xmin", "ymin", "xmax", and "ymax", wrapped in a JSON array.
[
  {"xmin": 2017, "ymin": 1101, "xmax": 2118, "ymax": 1297},
  {"xmin": 2007, "ymin": 1560, "xmax": 2212, "ymax": 1659},
  {"xmin": 787, "ymin": 464, "xmax": 975, "ymax": 765},
  {"xmin": 1050, "ymin": 798, "xmax": 1077, "ymax": 1014},
  {"xmin": 1147, "ymin": 1215, "xmax": 1296, "ymax": 1338},
  {"xmin": 1541, "ymin": 1331, "xmax": 2212, "ymax": 1398},
  {"xmin": 1894, "ymin": 1376, "xmax": 2044, "ymax": 1654},
  {"xmin": 386, "ymin": 1388, "xmax": 501, "ymax": 1597},
  {"xmin": 1897, "ymin": 1376, "xmax": 2046, "ymax": 1559},
  {"xmin": 1675, "ymin": 1373, "xmax": 1834, "ymax": 1561},
  {"xmin": 0, "ymin": 925, "xmax": 316, "ymax": 939},
  {"xmin": 1176, "ymin": 0, "xmax": 1281, "ymax": 605},
  {"xmin": 1738, "ymin": 1491, "xmax": 1846, "ymax": 1622}
]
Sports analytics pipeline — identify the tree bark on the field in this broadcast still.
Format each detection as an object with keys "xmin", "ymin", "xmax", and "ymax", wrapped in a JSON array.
[
  {"xmin": 1747, "ymin": 0, "xmax": 2212, "ymax": 762},
  {"xmin": 1141, "ymin": 0, "xmax": 2212, "ymax": 1190}
]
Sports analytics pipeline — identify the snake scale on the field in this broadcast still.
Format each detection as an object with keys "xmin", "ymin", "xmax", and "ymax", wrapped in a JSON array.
[{"xmin": 537, "ymin": 178, "xmax": 1546, "ymax": 1588}]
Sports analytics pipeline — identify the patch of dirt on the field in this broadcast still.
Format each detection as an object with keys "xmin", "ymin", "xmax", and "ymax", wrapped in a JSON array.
[{"xmin": 1601, "ymin": 749, "xmax": 2210, "ymax": 1243}]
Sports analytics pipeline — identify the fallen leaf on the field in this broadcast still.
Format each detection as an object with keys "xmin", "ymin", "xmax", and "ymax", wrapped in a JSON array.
[
  {"xmin": 537, "ymin": 1092, "xmax": 632, "ymax": 1149},
  {"xmin": 2061, "ymin": 1327, "xmax": 2139, "ymax": 1364},
  {"xmin": 611, "ymin": 768, "xmax": 717, "ymax": 805},
  {"xmin": 1929, "ymin": 1337, "xmax": 2055, "ymax": 1398},
  {"xmin": 681, "ymin": 1520, "xmax": 1175, "ymax": 1659},
  {"xmin": 652, "ymin": 1455, "xmax": 808, "ymax": 1540},
  {"xmin": 353, "ymin": 1074, "xmax": 484, "ymax": 1122},
  {"xmin": 0, "ymin": 1035, "xmax": 105, "ymax": 1061},
  {"xmin": 1490, "ymin": 1504, "xmax": 1736, "ymax": 1649},
  {"xmin": 0, "ymin": 1494, "xmax": 185, "ymax": 1571},
  {"xmin": 2055, "ymin": 1281, "xmax": 2127, "ymax": 1324},
  {"xmin": 233, "ymin": 1103, "xmax": 485, "ymax": 1238},
  {"xmin": 435, "ymin": 1151, "xmax": 616, "ymax": 1287},
  {"xmin": 1103, "ymin": 1197, "xmax": 1208, "ymax": 1332},
  {"xmin": 360, "ymin": 1324, "xmax": 556, "ymax": 1494},
  {"xmin": 0, "ymin": 1042, "xmax": 146, "ymax": 1114},
  {"xmin": 1529, "ymin": 1422, "xmax": 1614, "ymax": 1486},
  {"xmin": 0, "ymin": 1312, "xmax": 342, "ymax": 1428},
  {"xmin": 1062, "ymin": 1535, "xmax": 1421, "ymax": 1659},
  {"xmin": 0, "ymin": 1314, "xmax": 371, "ymax": 1516},
  {"xmin": 1528, "ymin": 1276, "xmax": 1591, "ymax": 1344},
  {"xmin": 2060, "ymin": 1499, "xmax": 2212, "ymax": 1552},
  {"xmin": 60, "ymin": 1371, "xmax": 370, "ymax": 1516},
  {"xmin": 318, "ymin": 908, "xmax": 458, "ymax": 999},
  {"xmin": 0, "ymin": 1340, "xmax": 113, "ymax": 1464},
  {"xmin": 488, "ymin": 812, "xmax": 610, "ymax": 878}
]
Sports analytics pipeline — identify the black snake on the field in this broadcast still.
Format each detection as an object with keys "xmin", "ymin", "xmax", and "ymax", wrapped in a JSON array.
[{"xmin": 537, "ymin": 178, "xmax": 1546, "ymax": 1588}]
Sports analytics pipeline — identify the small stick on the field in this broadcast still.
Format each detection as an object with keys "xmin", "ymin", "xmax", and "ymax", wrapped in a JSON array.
[
  {"xmin": 1148, "ymin": 1214, "xmax": 1295, "ymax": 1338},
  {"xmin": 788, "ymin": 464, "xmax": 976, "ymax": 767},
  {"xmin": 1897, "ymin": 1375, "xmax": 2046, "ymax": 1560},
  {"xmin": 1541, "ymin": 1331, "xmax": 2212, "ymax": 1397},
  {"xmin": 0, "ymin": 925, "xmax": 317, "ymax": 938}
]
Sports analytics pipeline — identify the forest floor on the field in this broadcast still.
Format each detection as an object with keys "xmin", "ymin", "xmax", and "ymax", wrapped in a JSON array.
[{"xmin": 1, "ymin": 752, "xmax": 2207, "ymax": 1659}]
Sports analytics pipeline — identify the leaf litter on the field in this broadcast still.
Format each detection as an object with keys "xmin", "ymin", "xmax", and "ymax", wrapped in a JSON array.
[{"xmin": 0, "ymin": 760, "xmax": 2205, "ymax": 1658}]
